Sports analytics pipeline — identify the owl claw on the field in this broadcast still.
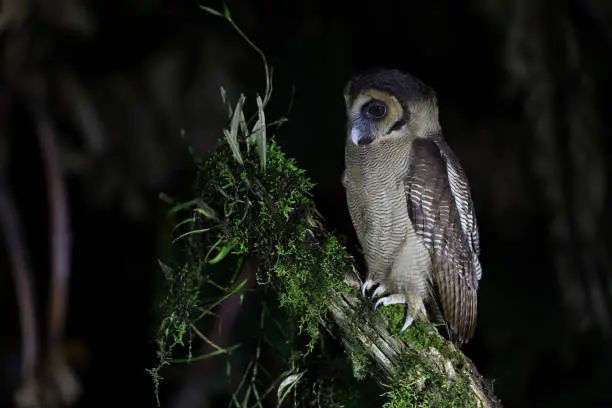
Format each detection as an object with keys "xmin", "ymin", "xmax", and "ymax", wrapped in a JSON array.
[
  {"xmin": 361, "ymin": 279, "xmax": 377, "ymax": 298},
  {"xmin": 400, "ymin": 315, "xmax": 414, "ymax": 333},
  {"xmin": 371, "ymin": 284, "xmax": 387, "ymax": 300},
  {"xmin": 374, "ymin": 294, "xmax": 406, "ymax": 310}
]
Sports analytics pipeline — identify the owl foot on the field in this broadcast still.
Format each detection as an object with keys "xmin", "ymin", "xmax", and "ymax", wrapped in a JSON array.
[{"xmin": 374, "ymin": 294, "xmax": 415, "ymax": 333}]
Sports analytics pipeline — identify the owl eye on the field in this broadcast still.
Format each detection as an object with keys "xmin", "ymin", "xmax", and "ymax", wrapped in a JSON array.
[{"xmin": 363, "ymin": 100, "xmax": 388, "ymax": 119}]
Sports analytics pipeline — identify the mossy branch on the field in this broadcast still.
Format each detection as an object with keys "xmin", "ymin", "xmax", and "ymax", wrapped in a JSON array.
[{"xmin": 327, "ymin": 267, "xmax": 502, "ymax": 407}]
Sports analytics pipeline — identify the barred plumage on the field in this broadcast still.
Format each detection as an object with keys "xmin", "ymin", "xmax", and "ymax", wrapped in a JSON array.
[
  {"xmin": 405, "ymin": 137, "xmax": 479, "ymax": 341},
  {"xmin": 343, "ymin": 69, "xmax": 483, "ymax": 343}
]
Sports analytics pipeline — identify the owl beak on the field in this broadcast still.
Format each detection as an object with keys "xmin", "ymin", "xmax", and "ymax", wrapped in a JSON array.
[
  {"xmin": 350, "ymin": 122, "xmax": 373, "ymax": 146},
  {"xmin": 351, "ymin": 127, "xmax": 361, "ymax": 145}
]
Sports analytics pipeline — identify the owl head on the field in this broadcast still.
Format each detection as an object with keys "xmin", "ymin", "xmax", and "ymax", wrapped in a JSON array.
[{"xmin": 343, "ymin": 69, "xmax": 441, "ymax": 146}]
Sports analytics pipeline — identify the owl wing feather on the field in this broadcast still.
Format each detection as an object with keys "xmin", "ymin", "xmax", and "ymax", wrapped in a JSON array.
[
  {"xmin": 404, "ymin": 137, "xmax": 480, "ymax": 342},
  {"xmin": 436, "ymin": 140, "xmax": 482, "ymax": 280}
]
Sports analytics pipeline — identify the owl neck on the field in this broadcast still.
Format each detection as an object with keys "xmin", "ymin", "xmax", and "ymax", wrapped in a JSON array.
[
  {"xmin": 345, "ymin": 137, "xmax": 411, "ymax": 179},
  {"xmin": 346, "ymin": 137, "xmax": 410, "ymax": 162}
]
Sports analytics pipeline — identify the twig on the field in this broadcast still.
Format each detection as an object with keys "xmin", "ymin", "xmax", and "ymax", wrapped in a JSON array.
[
  {"xmin": 0, "ymin": 186, "xmax": 39, "ymax": 381},
  {"xmin": 199, "ymin": 2, "xmax": 273, "ymax": 111},
  {"xmin": 36, "ymin": 113, "xmax": 72, "ymax": 351}
]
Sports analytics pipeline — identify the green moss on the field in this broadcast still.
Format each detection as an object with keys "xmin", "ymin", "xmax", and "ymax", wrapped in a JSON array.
[
  {"xmin": 349, "ymin": 350, "xmax": 372, "ymax": 381},
  {"xmin": 376, "ymin": 305, "xmax": 440, "ymax": 349},
  {"xmin": 147, "ymin": 257, "xmax": 207, "ymax": 403},
  {"xmin": 378, "ymin": 302, "xmax": 467, "ymax": 359},
  {"xmin": 383, "ymin": 351, "xmax": 476, "ymax": 408},
  {"xmin": 190, "ymin": 139, "xmax": 350, "ymax": 349},
  {"xmin": 375, "ymin": 305, "xmax": 477, "ymax": 407}
]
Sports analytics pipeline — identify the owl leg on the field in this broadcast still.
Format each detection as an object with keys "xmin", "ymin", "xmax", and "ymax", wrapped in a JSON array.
[{"xmin": 374, "ymin": 294, "xmax": 415, "ymax": 332}]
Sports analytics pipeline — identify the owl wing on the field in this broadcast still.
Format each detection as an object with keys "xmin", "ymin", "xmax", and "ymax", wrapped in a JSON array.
[
  {"xmin": 436, "ymin": 139, "xmax": 482, "ymax": 280},
  {"xmin": 404, "ymin": 137, "xmax": 481, "ymax": 342}
]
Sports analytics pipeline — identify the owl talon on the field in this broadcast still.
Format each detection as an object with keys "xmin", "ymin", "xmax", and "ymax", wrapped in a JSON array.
[
  {"xmin": 370, "ymin": 284, "xmax": 387, "ymax": 300},
  {"xmin": 400, "ymin": 314, "xmax": 414, "ymax": 333},
  {"xmin": 374, "ymin": 294, "xmax": 406, "ymax": 310},
  {"xmin": 361, "ymin": 279, "xmax": 377, "ymax": 298}
]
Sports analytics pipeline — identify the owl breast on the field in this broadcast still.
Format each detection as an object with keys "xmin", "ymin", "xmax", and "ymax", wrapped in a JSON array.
[{"xmin": 345, "ymin": 140, "xmax": 413, "ymax": 276}]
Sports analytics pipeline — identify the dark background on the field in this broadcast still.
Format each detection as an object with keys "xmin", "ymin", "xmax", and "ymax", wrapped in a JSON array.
[{"xmin": 2, "ymin": 0, "xmax": 612, "ymax": 407}]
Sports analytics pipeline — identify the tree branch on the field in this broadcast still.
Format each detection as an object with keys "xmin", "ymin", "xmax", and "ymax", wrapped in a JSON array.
[{"xmin": 328, "ymin": 266, "xmax": 503, "ymax": 407}]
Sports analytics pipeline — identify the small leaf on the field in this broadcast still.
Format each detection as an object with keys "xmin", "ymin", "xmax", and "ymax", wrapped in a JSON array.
[
  {"xmin": 223, "ymin": 2, "xmax": 232, "ymax": 19},
  {"xmin": 277, "ymin": 370, "xmax": 305, "ymax": 403},
  {"xmin": 170, "ymin": 217, "xmax": 195, "ymax": 236},
  {"xmin": 230, "ymin": 94, "xmax": 246, "ymax": 135},
  {"xmin": 224, "ymin": 94, "xmax": 246, "ymax": 165},
  {"xmin": 220, "ymin": 87, "xmax": 233, "ymax": 117},
  {"xmin": 198, "ymin": 5, "xmax": 223, "ymax": 17},
  {"xmin": 223, "ymin": 130, "xmax": 243, "ymax": 166},
  {"xmin": 167, "ymin": 197, "xmax": 200, "ymax": 214},
  {"xmin": 171, "ymin": 343, "xmax": 241, "ymax": 364},
  {"xmin": 209, "ymin": 244, "xmax": 231, "ymax": 264},
  {"xmin": 172, "ymin": 227, "xmax": 214, "ymax": 244},
  {"xmin": 158, "ymin": 192, "xmax": 175, "ymax": 205},
  {"xmin": 157, "ymin": 260, "xmax": 173, "ymax": 278},
  {"xmin": 238, "ymin": 109, "xmax": 249, "ymax": 139},
  {"xmin": 194, "ymin": 200, "xmax": 218, "ymax": 220},
  {"xmin": 251, "ymin": 94, "xmax": 267, "ymax": 170}
]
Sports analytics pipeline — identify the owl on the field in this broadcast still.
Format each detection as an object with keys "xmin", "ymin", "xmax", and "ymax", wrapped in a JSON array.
[{"xmin": 342, "ymin": 69, "xmax": 482, "ymax": 343}]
